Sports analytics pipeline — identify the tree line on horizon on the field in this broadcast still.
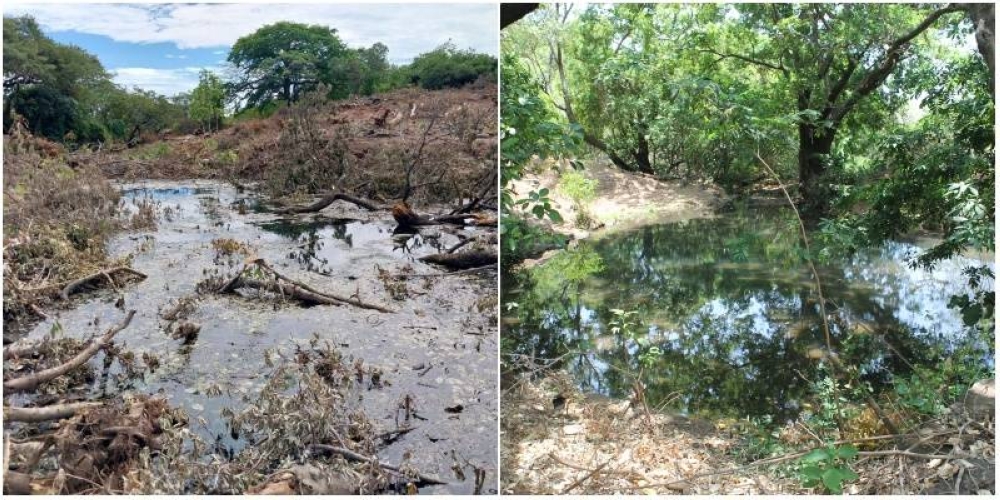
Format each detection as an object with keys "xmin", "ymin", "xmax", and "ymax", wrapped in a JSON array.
[{"xmin": 3, "ymin": 16, "xmax": 498, "ymax": 147}]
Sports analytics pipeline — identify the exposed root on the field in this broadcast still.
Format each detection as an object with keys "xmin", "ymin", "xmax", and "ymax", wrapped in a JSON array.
[{"xmin": 3, "ymin": 310, "xmax": 136, "ymax": 392}]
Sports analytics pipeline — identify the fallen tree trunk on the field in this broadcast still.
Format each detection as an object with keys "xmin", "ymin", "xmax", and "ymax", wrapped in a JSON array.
[
  {"xmin": 392, "ymin": 202, "xmax": 490, "ymax": 230},
  {"xmin": 4, "ymin": 310, "xmax": 136, "ymax": 392},
  {"xmin": 61, "ymin": 267, "xmax": 147, "ymax": 301},
  {"xmin": 419, "ymin": 251, "xmax": 497, "ymax": 270},
  {"xmin": 217, "ymin": 261, "xmax": 394, "ymax": 313},
  {"xmin": 278, "ymin": 191, "xmax": 385, "ymax": 214},
  {"xmin": 3, "ymin": 402, "xmax": 102, "ymax": 423}
]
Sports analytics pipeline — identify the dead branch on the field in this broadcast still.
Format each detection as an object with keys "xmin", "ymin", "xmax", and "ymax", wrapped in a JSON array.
[
  {"xmin": 397, "ymin": 265, "xmax": 497, "ymax": 279},
  {"xmin": 419, "ymin": 251, "xmax": 497, "ymax": 270},
  {"xmin": 391, "ymin": 204, "xmax": 489, "ymax": 231},
  {"xmin": 309, "ymin": 443, "xmax": 447, "ymax": 486},
  {"xmin": 61, "ymin": 268, "xmax": 147, "ymax": 301},
  {"xmin": 3, "ymin": 310, "xmax": 136, "ymax": 392},
  {"xmin": 562, "ymin": 457, "xmax": 613, "ymax": 494},
  {"xmin": 3, "ymin": 402, "xmax": 103, "ymax": 423},
  {"xmin": 446, "ymin": 237, "xmax": 473, "ymax": 254},
  {"xmin": 451, "ymin": 171, "xmax": 497, "ymax": 215},
  {"xmin": 278, "ymin": 191, "xmax": 385, "ymax": 214},
  {"xmin": 400, "ymin": 112, "xmax": 440, "ymax": 204},
  {"xmin": 217, "ymin": 261, "xmax": 393, "ymax": 313},
  {"xmin": 3, "ymin": 341, "xmax": 43, "ymax": 361}
]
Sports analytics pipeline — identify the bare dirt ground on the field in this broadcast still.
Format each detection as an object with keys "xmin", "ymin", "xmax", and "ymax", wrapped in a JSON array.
[
  {"xmin": 510, "ymin": 157, "xmax": 727, "ymax": 239},
  {"xmin": 501, "ymin": 374, "xmax": 800, "ymax": 495},
  {"xmin": 502, "ymin": 372, "xmax": 996, "ymax": 495}
]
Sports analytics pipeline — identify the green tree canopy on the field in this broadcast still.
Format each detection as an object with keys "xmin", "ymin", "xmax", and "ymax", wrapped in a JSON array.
[
  {"xmin": 227, "ymin": 21, "xmax": 349, "ymax": 109},
  {"xmin": 189, "ymin": 70, "xmax": 226, "ymax": 132},
  {"xmin": 407, "ymin": 42, "xmax": 497, "ymax": 90}
]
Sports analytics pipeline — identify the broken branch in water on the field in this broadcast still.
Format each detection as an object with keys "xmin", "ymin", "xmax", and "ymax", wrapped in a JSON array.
[
  {"xmin": 309, "ymin": 443, "xmax": 447, "ymax": 486},
  {"xmin": 278, "ymin": 191, "xmax": 385, "ymax": 214},
  {"xmin": 216, "ymin": 260, "xmax": 394, "ymax": 313},
  {"xmin": 3, "ymin": 402, "xmax": 103, "ymax": 423},
  {"xmin": 4, "ymin": 310, "xmax": 136, "ymax": 392},
  {"xmin": 419, "ymin": 251, "xmax": 497, "ymax": 271},
  {"xmin": 60, "ymin": 267, "xmax": 147, "ymax": 301}
]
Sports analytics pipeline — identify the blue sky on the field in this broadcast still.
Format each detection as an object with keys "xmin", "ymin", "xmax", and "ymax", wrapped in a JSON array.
[{"xmin": 5, "ymin": 2, "xmax": 499, "ymax": 96}]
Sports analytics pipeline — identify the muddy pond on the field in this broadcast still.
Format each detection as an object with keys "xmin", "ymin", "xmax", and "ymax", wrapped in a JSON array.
[
  {"xmin": 14, "ymin": 180, "xmax": 498, "ymax": 494},
  {"xmin": 501, "ymin": 205, "xmax": 994, "ymax": 423}
]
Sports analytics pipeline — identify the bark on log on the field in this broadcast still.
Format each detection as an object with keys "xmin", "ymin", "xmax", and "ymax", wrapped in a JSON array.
[
  {"xmin": 392, "ymin": 202, "xmax": 485, "ymax": 229},
  {"xmin": 278, "ymin": 191, "xmax": 385, "ymax": 214},
  {"xmin": 3, "ymin": 402, "xmax": 102, "ymax": 423},
  {"xmin": 3, "ymin": 310, "xmax": 136, "ymax": 392},
  {"xmin": 419, "ymin": 251, "xmax": 497, "ymax": 270},
  {"xmin": 61, "ymin": 267, "xmax": 147, "ymax": 301},
  {"xmin": 3, "ymin": 470, "xmax": 32, "ymax": 494}
]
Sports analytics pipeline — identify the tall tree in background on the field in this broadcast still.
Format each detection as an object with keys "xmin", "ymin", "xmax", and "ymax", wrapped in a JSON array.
[
  {"xmin": 228, "ymin": 21, "xmax": 349, "ymax": 109},
  {"xmin": 3, "ymin": 16, "xmax": 107, "ymax": 136},
  {"xmin": 189, "ymin": 70, "xmax": 226, "ymax": 132},
  {"xmin": 712, "ymin": 3, "xmax": 968, "ymax": 216}
]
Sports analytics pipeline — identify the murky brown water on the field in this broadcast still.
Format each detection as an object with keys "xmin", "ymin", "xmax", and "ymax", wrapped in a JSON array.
[{"xmin": 18, "ymin": 180, "xmax": 498, "ymax": 494}]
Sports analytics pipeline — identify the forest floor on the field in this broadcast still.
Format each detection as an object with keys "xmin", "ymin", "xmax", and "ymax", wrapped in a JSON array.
[
  {"xmin": 3, "ymin": 84, "xmax": 499, "ymax": 494},
  {"xmin": 509, "ymin": 157, "xmax": 727, "ymax": 240},
  {"xmin": 502, "ymin": 373, "xmax": 995, "ymax": 495}
]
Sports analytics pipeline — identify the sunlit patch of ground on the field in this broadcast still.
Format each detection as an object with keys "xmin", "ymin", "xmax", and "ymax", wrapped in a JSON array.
[
  {"xmin": 510, "ymin": 158, "xmax": 726, "ymax": 239},
  {"xmin": 501, "ymin": 373, "xmax": 800, "ymax": 494},
  {"xmin": 502, "ymin": 372, "xmax": 996, "ymax": 495}
]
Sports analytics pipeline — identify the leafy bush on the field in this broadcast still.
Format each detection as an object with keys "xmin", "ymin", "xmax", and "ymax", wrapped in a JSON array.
[{"xmin": 407, "ymin": 42, "xmax": 496, "ymax": 90}]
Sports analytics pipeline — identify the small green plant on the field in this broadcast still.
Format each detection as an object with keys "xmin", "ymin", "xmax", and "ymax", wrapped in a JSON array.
[
  {"xmin": 609, "ymin": 308, "xmax": 661, "ymax": 368},
  {"xmin": 558, "ymin": 169, "xmax": 597, "ymax": 206},
  {"xmin": 558, "ymin": 170, "xmax": 598, "ymax": 228},
  {"xmin": 798, "ymin": 444, "xmax": 859, "ymax": 494}
]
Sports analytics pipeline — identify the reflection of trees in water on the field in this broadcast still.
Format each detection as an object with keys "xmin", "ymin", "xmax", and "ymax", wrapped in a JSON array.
[{"xmin": 502, "ymin": 211, "xmax": 990, "ymax": 421}]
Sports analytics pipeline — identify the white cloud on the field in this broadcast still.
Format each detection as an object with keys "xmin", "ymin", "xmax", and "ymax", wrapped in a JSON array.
[
  {"xmin": 164, "ymin": 54, "xmax": 188, "ymax": 59},
  {"xmin": 6, "ymin": 3, "xmax": 499, "ymax": 60},
  {"xmin": 112, "ymin": 66, "xmax": 224, "ymax": 96}
]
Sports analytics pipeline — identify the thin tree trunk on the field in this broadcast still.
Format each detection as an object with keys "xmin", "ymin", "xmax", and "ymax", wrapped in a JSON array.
[{"xmin": 797, "ymin": 122, "xmax": 836, "ymax": 219}]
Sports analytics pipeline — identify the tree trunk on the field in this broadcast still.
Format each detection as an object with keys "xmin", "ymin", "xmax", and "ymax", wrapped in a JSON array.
[
  {"xmin": 797, "ymin": 122, "xmax": 836, "ymax": 218},
  {"xmin": 632, "ymin": 125, "xmax": 654, "ymax": 175},
  {"xmin": 962, "ymin": 3, "xmax": 995, "ymax": 96}
]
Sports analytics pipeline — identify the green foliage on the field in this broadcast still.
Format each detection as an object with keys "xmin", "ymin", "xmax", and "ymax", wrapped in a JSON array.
[
  {"xmin": 228, "ymin": 21, "xmax": 349, "ymax": 109},
  {"xmin": 406, "ymin": 42, "xmax": 496, "ymax": 90},
  {"xmin": 798, "ymin": 445, "xmax": 860, "ymax": 494},
  {"xmin": 558, "ymin": 169, "xmax": 597, "ymax": 206},
  {"xmin": 189, "ymin": 70, "xmax": 226, "ymax": 132},
  {"xmin": 894, "ymin": 353, "xmax": 992, "ymax": 416},
  {"xmin": 500, "ymin": 50, "xmax": 581, "ymax": 265},
  {"xmin": 10, "ymin": 85, "xmax": 80, "ymax": 141}
]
